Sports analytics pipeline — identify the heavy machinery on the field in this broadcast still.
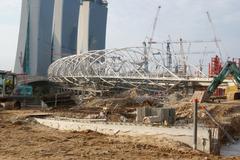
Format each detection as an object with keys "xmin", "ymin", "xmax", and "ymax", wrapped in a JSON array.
[
  {"xmin": 193, "ymin": 61, "xmax": 240, "ymax": 102},
  {"xmin": 0, "ymin": 70, "xmax": 33, "ymax": 109}
]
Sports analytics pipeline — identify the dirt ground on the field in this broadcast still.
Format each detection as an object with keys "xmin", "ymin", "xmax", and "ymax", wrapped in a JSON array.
[{"xmin": 0, "ymin": 109, "xmax": 239, "ymax": 160}]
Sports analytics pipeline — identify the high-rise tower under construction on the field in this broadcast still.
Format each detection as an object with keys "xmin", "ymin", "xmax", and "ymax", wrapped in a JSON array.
[{"xmin": 15, "ymin": 0, "xmax": 108, "ymax": 76}]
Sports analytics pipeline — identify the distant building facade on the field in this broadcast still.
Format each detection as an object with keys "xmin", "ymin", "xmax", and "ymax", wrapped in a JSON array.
[
  {"xmin": 77, "ymin": 0, "xmax": 108, "ymax": 53},
  {"xmin": 14, "ymin": 0, "xmax": 55, "ymax": 76},
  {"xmin": 52, "ymin": 0, "xmax": 82, "ymax": 61},
  {"xmin": 15, "ymin": 0, "xmax": 108, "ymax": 76}
]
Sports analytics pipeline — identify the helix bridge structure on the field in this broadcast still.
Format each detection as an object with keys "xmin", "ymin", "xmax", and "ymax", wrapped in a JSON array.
[{"xmin": 48, "ymin": 47, "xmax": 217, "ymax": 97}]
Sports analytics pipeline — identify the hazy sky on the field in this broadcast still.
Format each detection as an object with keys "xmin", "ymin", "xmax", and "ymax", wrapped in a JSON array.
[{"xmin": 0, "ymin": 0, "xmax": 240, "ymax": 71}]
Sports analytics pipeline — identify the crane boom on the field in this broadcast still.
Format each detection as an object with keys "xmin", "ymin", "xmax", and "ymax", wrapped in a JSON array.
[
  {"xmin": 143, "ymin": 5, "xmax": 161, "ymax": 73},
  {"xmin": 149, "ymin": 6, "xmax": 161, "ymax": 43},
  {"xmin": 206, "ymin": 11, "xmax": 223, "ymax": 59},
  {"xmin": 148, "ymin": 5, "xmax": 161, "ymax": 51}
]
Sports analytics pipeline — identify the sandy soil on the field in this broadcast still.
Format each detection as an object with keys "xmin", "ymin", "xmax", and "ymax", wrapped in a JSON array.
[{"xmin": 0, "ymin": 109, "xmax": 238, "ymax": 160}]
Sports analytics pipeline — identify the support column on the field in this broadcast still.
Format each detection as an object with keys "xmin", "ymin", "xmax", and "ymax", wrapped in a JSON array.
[{"xmin": 193, "ymin": 99, "xmax": 198, "ymax": 150}]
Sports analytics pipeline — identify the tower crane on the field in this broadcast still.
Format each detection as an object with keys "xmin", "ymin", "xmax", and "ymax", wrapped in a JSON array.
[
  {"xmin": 206, "ymin": 11, "xmax": 223, "ymax": 60},
  {"xmin": 148, "ymin": 5, "xmax": 161, "ymax": 50},
  {"xmin": 143, "ymin": 5, "xmax": 161, "ymax": 73},
  {"xmin": 152, "ymin": 38, "xmax": 219, "ymax": 75}
]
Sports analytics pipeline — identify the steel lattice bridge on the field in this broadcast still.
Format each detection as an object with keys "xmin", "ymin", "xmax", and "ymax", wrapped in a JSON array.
[{"xmin": 48, "ymin": 47, "xmax": 224, "ymax": 95}]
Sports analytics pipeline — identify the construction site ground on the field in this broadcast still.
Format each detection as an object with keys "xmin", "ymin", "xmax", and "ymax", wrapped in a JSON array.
[
  {"xmin": 0, "ymin": 105, "xmax": 239, "ymax": 160},
  {"xmin": 1, "ymin": 88, "xmax": 240, "ymax": 159},
  {"xmin": 0, "ymin": 110, "xmax": 229, "ymax": 160}
]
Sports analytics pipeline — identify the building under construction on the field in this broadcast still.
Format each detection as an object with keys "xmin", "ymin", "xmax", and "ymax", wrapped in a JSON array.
[
  {"xmin": 52, "ymin": 0, "xmax": 81, "ymax": 62},
  {"xmin": 77, "ymin": 0, "xmax": 108, "ymax": 53},
  {"xmin": 14, "ymin": 0, "xmax": 55, "ymax": 76},
  {"xmin": 15, "ymin": 0, "xmax": 108, "ymax": 76}
]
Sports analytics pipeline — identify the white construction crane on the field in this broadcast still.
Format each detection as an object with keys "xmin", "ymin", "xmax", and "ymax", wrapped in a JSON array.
[
  {"xmin": 206, "ymin": 11, "xmax": 223, "ymax": 60},
  {"xmin": 143, "ymin": 5, "xmax": 161, "ymax": 73},
  {"xmin": 153, "ymin": 39, "xmax": 221, "ymax": 44},
  {"xmin": 148, "ymin": 5, "xmax": 161, "ymax": 50}
]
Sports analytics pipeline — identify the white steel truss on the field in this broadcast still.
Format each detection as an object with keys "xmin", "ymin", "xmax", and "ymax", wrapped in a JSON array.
[{"xmin": 48, "ymin": 47, "xmax": 208, "ymax": 92}]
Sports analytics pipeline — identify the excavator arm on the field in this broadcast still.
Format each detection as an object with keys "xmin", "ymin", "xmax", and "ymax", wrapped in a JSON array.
[
  {"xmin": 229, "ymin": 62, "xmax": 240, "ymax": 84},
  {"xmin": 195, "ymin": 61, "xmax": 240, "ymax": 101},
  {"xmin": 204, "ymin": 61, "xmax": 240, "ymax": 101}
]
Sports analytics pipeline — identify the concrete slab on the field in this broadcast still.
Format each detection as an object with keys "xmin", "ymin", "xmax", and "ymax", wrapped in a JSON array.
[{"xmin": 35, "ymin": 117, "xmax": 214, "ymax": 153}]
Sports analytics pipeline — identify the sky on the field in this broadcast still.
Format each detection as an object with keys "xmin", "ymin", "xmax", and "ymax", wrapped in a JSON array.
[{"xmin": 0, "ymin": 0, "xmax": 240, "ymax": 71}]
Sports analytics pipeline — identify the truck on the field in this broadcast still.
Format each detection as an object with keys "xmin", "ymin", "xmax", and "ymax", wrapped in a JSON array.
[{"xmin": 0, "ymin": 70, "xmax": 33, "ymax": 109}]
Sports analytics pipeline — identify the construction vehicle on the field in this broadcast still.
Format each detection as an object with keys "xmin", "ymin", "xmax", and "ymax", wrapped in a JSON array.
[
  {"xmin": 193, "ymin": 61, "xmax": 240, "ymax": 102},
  {"xmin": 0, "ymin": 70, "xmax": 33, "ymax": 109}
]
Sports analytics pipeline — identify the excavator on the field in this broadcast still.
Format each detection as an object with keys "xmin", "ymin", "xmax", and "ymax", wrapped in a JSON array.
[
  {"xmin": 0, "ymin": 71, "xmax": 33, "ymax": 109},
  {"xmin": 193, "ymin": 61, "xmax": 240, "ymax": 102}
]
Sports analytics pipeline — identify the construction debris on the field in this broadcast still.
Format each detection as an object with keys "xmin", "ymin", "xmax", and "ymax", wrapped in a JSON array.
[{"xmin": 136, "ymin": 107, "xmax": 175, "ymax": 125}]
